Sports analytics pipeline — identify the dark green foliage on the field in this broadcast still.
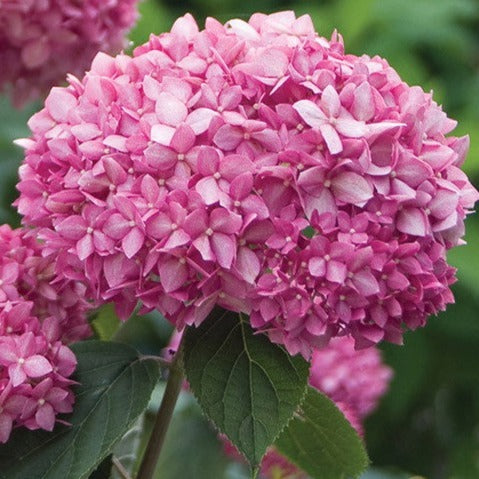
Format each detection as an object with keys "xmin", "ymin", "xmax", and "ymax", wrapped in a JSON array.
[
  {"xmin": 183, "ymin": 308, "xmax": 309, "ymax": 469},
  {"xmin": 0, "ymin": 342, "xmax": 159, "ymax": 479}
]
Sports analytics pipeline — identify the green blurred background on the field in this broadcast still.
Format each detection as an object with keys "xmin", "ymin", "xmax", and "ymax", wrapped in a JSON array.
[{"xmin": 2, "ymin": 1, "xmax": 479, "ymax": 478}]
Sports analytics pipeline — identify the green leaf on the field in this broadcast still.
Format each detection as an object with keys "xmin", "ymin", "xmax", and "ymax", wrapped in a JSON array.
[
  {"xmin": 275, "ymin": 386, "xmax": 369, "ymax": 479},
  {"xmin": 91, "ymin": 304, "xmax": 122, "ymax": 341},
  {"xmin": 183, "ymin": 308, "xmax": 309, "ymax": 469},
  {"xmin": 88, "ymin": 455, "xmax": 113, "ymax": 479},
  {"xmin": 154, "ymin": 392, "xmax": 229, "ymax": 479},
  {"xmin": 0, "ymin": 341, "xmax": 159, "ymax": 479}
]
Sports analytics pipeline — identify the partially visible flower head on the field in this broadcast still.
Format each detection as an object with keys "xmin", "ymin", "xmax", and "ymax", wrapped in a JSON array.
[
  {"xmin": 17, "ymin": 11, "xmax": 479, "ymax": 357},
  {"xmin": 0, "ymin": 225, "xmax": 91, "ymax": 443},
  {"xmin": 223, "ymin": 336, "xmax": 392, "ymax": 478},
  {"xmin": 0, "ymin": 0, "xmax": 139, "ymax": 106},
  {"xmin": 0, "ymin": 224, "xmax": 92, "ymax": 342},
  {"xmin": 310, "ymin": 336, "xmax": 392, "ymax": 420}
]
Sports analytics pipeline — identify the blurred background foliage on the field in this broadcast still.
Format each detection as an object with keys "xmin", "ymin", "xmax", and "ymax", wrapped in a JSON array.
[{"xmin": 1, "ymin": 0, "xmax": 479, "ymax": 478}]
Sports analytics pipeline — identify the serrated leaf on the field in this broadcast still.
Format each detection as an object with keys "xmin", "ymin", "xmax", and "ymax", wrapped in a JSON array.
[
  {"xmin": 0, "ymin": 341, "xmax": 159, "ymax": 479},
  {"xmin": 154, "ymin": 393, "xmax": 229, "ymax": 479},
  {"xmin": 183, "ymin": 308, "xmax": 309, "ymax": 469},
  {"xmin": 275, "ymin": 386, "xmax": 369, "ymax": 479}
]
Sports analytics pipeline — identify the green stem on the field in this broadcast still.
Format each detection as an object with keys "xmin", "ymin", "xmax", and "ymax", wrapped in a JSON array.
[
  {"xmin": 112, "ymin": 456, "xmax": 133, "ymax": 479},
  {"xmin": 136, "ymin": 336, "xmax": 185, "ymax": 479}
]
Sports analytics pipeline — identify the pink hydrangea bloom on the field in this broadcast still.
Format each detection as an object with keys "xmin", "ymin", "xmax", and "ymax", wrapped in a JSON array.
[
  {"xmin": 0, "ymin": 225, "xmax": 91, "ymax": 443},
  {"xmin": 0, "ymin": 0, "xmax": 139, "ymax": 106},
  {"xmin": 16, "ymin": 11, "xmax": 479, "ymax": 358},
  {"xmin": 223, "ymin": 336, "xmax": 392, "ymax": 478}
]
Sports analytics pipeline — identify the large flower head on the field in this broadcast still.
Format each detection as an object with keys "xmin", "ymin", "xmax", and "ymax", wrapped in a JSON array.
[
  {"xmin": 16, "ymin": 11, "xmax": 479, "ymax": 358},
  {"xmin": 0, "ymin": 224, "xmax": 91, "ymax": 443},
  {"xmin": 0, "ymin": 0, "xmax": 139, "ymax": 106}
]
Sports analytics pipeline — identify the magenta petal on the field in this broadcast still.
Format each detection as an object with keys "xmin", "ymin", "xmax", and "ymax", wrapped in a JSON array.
[
  {"xmin": 352, "ymin": 82, "xmax": 375, "ymax": 121},
  {"xmin": 326, "ymin": 260, "xmax": 347, "ymax": 283},
  {"xmin": 122, "ymin": 228, "xmax": 145, "ymax": 259},
  {"xmin": 159, "ymin": 259, "xmax": 188, "ymax": 293},
  {"xmin": 24, "ymin": 355, "xmax": 53, "ymax": 378},
  {"xmin": 55, "ymin": 216, "xmax": 86, "ymax": 239},
  {"xmin": 309, "ymin": 257, "xmax": 326, "ymax": 277},
  {"xmin": 170, "ymin": 123, "xmax": 196, "ymax": 153},
  {"xmin": 9, "ymin": 364, "xmax": 27, "ymax": 387},
  {"xmin": 293, "ymin": 99, "xmax": 327, "ymax": 128},
  {"xmin": 211, "ymin": 233, "xmax": 236, "ymax": 269},
  {"xmin": 155, "ymin": 92, "xmax": 188, "ymax": 126},
  {"xmin": 213, "ymin": 125, "xmax": 243, "ymax": 151},
  {"xmin": 331, "ymin": 172, "xmax": 373, "ymax": 205},
  {"xmin": 164, "ymin": 229, "xmax": 191, "ymax": 249},
  {"xmin": 76, "ymin": 234, "xmax": 94, "ymax": 261},
  {"xmin": 0, "ymin": 416, "xmax": 13, "ymax": 444},
  {"xmin": 352, "ymin": 270, "xmax": 380, "ymax": 296},
  {"xmin": 104, "ymin": 213, "xmax": 131, "ymax": 239},
  {"xmin": 236, "ymin": 247, "xmax": 260, "ymax": 283},
  {"xmin": 210, "ymin": 208, "xmax": 242, "ymax": 234},
  {"xmin": 320, "ymin": 123, "xmax": 342, "ymax": 154},
  {"xmin": 186, "ymin": 108, "xmax": 217, "ymax": 134},
  {"xmin": 397, "ymin": 208, "xmax": 428, "ymax": 236},
  {"xmin": 45, "ymin": 88, "xmax": 76, "ymax": 122},
  {"xmin": 196, "ymin": 177, "xmax": 222, "ymax": 205},
  {"xmin": 193, "ymin": 235, "xmax": 214, "ymax": 261},
  {"xmin": 335, "ymin": 118, "xmax": 367, "ymax": 138},
  {"xmin": 36, "ymin": 403, "xmax": 56, "ymax": 431}
]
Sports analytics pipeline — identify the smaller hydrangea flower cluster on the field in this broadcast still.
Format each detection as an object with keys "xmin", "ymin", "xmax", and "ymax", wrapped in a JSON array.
[
  {"xmin": 17, "ymin": 11, "xmax": 479, "ymax": 359},
  {"xmin": 225, "ymin": 336, "xmax": 393, "ymax": 478},
  {"xmin": 0, "ymin": 0, "xmax": 139, "ymax": 106},
  {"xmin": 0, "ymin": 225, "xmax": 91, "ymax": 443}
]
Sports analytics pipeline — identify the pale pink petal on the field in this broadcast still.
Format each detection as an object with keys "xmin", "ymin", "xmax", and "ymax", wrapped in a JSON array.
[
  {"xmin": 159, "ymin": 259, "xmax": 188, "ymax": 293},
  {"xmin": 186, "ymin": 108, "xmax": 218, "ymax": 134},
  {"xmin": 331, "ymin": 172, "xmax": 373, "ymax": 205},
  {"xmin": 397, "ymin": 208, "xmax": 428, "ymax": 236},
  {"xmin": 156, "ymin": 93, "xmax": 188, "ymax": 126},
  {"xmin": 122, "ymin": 228, "xmax": 145, "ymax": 259},
  {"xmin": 45, "ymin": 88, "xmax": 77, "ymax": 122},
  {"xmin": 24, "ymin": 356, "xmax": 53, "ymax": 378},
  {"xmin": 320, "ymin": 123, "xmax": 343, "ymax": 154},
  {"xmin": 236, "ymin": 247, "xmax": 260, "ymax": 283},
  {"xmin": 293, "ymin": 99, "xmax": 327, "ymax": 128},
  {"xmin": 211, "ymin": 233, "xmax": 236, "ymax": 269},
  {"xmin": 36, "ymin": 404, "xmax": 56, "ymax": 431}
]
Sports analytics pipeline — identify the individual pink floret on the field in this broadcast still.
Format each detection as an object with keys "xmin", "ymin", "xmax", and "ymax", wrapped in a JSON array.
[
  {"xmin": 16, "ymin": 11, "xmax": 479, "ymax": 358},
  {"xmin": 0, "ymin": 0, "xmax": 140, "ymax": 106}
]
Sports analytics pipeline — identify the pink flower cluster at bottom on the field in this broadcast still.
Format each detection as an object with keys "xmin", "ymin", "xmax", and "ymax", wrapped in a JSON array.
[
  {"xmin": 223, "ymin": 336, "xmax": 392, "ymax": 478},
  {"xmin": 0, "ymin": 225, "xmax": 92, "ymax": 443}
]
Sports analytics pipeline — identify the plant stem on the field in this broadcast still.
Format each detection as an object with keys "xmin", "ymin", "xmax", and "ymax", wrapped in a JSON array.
[
  {"xmin": 136, "ymin": 336, "xmax": 185, "ymax": 479},
  {"xmin": 139, "ymin": 355, "xmax": 173, "ymax": 369},
  {"xmin": 112, "ymin": 456, "xmax": 133, "ymax": 479}
]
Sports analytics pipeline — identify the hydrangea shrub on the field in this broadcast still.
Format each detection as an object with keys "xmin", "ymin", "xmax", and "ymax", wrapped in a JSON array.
[{"xmin": 1, "ymin": 10, "xmax": 477, "ymax": 479}]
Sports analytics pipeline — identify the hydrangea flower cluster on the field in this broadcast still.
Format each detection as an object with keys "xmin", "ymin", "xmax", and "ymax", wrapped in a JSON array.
[
  {"xmin": 225, "ymin": 336, "xmax": 393, "ymax": 478},
  {"xmin": 16, "ymin": 11, "xmax": 479, "ymax": 358},
  {"xmin": 0, "ymin": 225, "xmax": 91, "ymax": 443},
  {"xmin": 0, "ymin": 0, "xmax": 139, "ymax": 106}
]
